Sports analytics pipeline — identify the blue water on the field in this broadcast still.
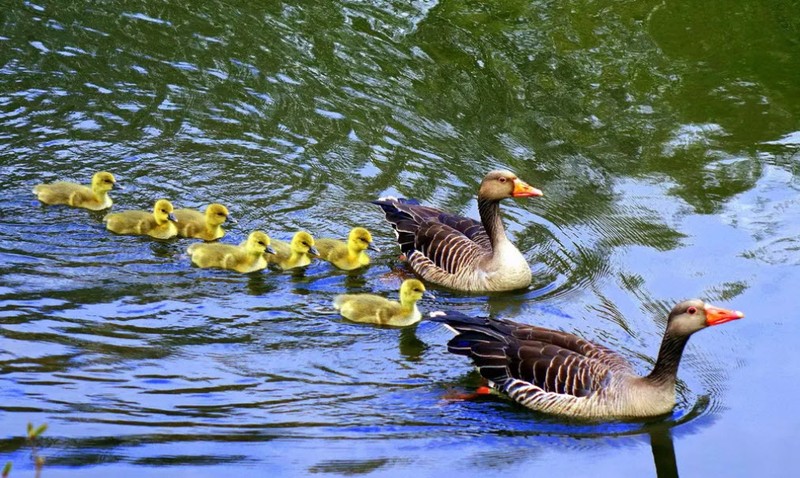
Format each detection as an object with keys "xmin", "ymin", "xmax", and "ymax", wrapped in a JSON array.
[{"xmin": 2, "ymin": 1, "xmax": 799, "ymax": 476}]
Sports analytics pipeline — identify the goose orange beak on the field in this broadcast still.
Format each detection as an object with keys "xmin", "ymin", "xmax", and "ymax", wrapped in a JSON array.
[
  {"xmin": 705, "ymin": 305, "xmax": 744, "ymax": 326},
  {"xmin": 512, "ymin": 179, "xmax": 543, "ymax": 198}
]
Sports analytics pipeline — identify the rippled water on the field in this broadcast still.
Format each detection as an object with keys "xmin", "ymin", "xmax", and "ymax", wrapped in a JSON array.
[{"xmin": 1, "ymin": 1, "xmax": 799, "ymax": 476}]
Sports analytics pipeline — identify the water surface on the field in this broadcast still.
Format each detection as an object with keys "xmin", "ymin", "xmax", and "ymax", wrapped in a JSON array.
[{"xmin": 1, "ymin": 1, "xmax": 798, "ymax": 476}]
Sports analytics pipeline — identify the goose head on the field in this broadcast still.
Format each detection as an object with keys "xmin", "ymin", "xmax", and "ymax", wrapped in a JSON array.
[
  {"xmin": 91, "ymin": 171, "xmax": 120, "ymax": 193},
  {"xmin": 205, "ymin": 203, "xmax": 233, "ymax": 226},
  {"xmin": 153, "ymin": 199, "xmax": 177, "ymax": 224},
  {"xmin": 246, "ymin": 231, "xmax": 276, "ymax": 255},
  {"xmin": 478, "ymin": 170, "xmax": 543, "ymax": 201},
  {"xmin": 665, "ymin": 299, "xmax": 744, "ymax": 337},
  {"xmin": 400, "ymin": 279, "xmax": 432, "ymax": 304},
  {"xmin": 348, "ymin": 227, "xmax": 379, "ymax": 252},
  {"xmin": 291, "ymin": 231, "xmax": 320, "ymax": 257}
]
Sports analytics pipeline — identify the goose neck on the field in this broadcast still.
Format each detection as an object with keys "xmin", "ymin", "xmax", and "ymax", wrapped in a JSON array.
[
  {"xmin": 645, "ymin": 331, "xmax": 690, "ymax": 386},
  {"xmin": 477, "ymin": 198, "xmax": 507, "ymax": 249}
]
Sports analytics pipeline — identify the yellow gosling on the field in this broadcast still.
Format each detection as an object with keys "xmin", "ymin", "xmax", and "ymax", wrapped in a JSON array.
[
  {"xmin": 315, "ymin": 227, "xmax": 379, "ymax": 270},
  {"xmin": 33, "ymin": 171, "xmax": 120, "ymax": 210},
  {"xmin": 187, "ymin": 230, "xmax": 275, "ymax": 273},
  {"xmin": 173, "ymin": 203, "xmax": 234, "ymax": 241},
  {"xmin": 103, "ymin": 199, "xmax": 178, "ymax": 239},
  {"xmin": 332, "ymin": 279, "xmax": 431, "ymax": 327},
  {"xmin": 264, "ymin": 231, "xmax": 320, "ymax": 270}
]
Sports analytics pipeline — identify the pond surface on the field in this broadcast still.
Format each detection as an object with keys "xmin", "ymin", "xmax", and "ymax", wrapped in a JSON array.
[{"xmin": 1, "ymin": 1, "xmax": 798, "ymax": 476}]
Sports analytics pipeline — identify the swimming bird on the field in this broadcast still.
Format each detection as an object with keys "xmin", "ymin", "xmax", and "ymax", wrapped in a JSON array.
[
  {"xmin": 315, "ymin": 227, "xmax": 379, "ymax": 270},
  {"xmin": 173, "ymin": 203, "xmax": 234, "ymax": 241},
  {"xmin": 333, "ymin": 279, "xmax": 432, "ymax": 326},
  {"xmin": 103, "ymin": 199, "xmax": 178, "ymax": 239},
  {"xmin": 429, "ymin": 300, "xmax": 744, "ymax": 419},
  {"xmin": 33, "ymin": 171, "xmax": 120, "ymax": 210},
  {"xmin": 264, "ymin": 231, "xmax": 320, "ymax": 270},
  {"xmin": 187, "ymin": 230, "xmax": 276, "ymax": 273},
  {"xmin": 372, "ymin": 170, "xmax": 542, "ymax": 293}
]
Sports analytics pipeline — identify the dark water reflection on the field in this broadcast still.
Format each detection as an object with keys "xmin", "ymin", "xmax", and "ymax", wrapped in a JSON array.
[{"xmin": 1, "ymin": 0, "xmax": 799, "ymax": 476}]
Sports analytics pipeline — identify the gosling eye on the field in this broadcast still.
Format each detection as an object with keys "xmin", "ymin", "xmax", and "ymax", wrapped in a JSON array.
[
  {"xmin": 687, "ymin": 306, "xmax": 697, "ymax": 315},
  {"xmin": 104, "ymin": 179, "xmax": 112, "ymax": 183},
  {"xmin": 161, "ymin": 209, "xmax": 167, "ymax": 213},
  {"xmin": 258, "ymin": 241, "xmax": 266, "ymax": 246},
  {"xmin": 217, "ymin": 212, "xmax": 226, "ymax": 216}
]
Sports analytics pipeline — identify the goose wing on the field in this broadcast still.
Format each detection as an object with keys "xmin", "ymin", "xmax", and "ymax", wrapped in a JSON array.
[
  {"xmin": 372, "ymin": 197, "xmax": 492, "ymax": 254},
  {"xmin": 407, "ymin": 220, "xmax": 489, "ymax": 276},
  {"xmin": 430, "ymin": 311, "xmax": 633, "ymax": 398}
]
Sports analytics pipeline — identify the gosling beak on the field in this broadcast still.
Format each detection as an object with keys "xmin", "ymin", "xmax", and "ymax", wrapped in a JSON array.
[
  {"xmin": 167, "ymin": 213, "xmax": 177, "ymax": 222},
  {"xmin": 112, "ymin": 182, "xmax": 124, "ymax": 190},
  {"xmin": 309, "ymin": 245, "xmax": 320, "ymax": 257},
  {"xmin": 512, "ymin": 178, "xmax": 543, "ymax": 198},
  {"xmin": 226, "ymin": 215, "xmax": 238, "ymax": 225},
  {"xmin": 705, "ymin": 305, "xmax": 745, "ymax": 326},
  {"xmin": 368, "ymin": 243, "xmax": 380, "ymax": 252},
  {"xmin": 265, "ymin": 245, "xmax": 276, "ymax": 255}
]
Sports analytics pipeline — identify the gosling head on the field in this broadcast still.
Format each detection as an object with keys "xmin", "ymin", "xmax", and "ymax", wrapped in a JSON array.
[
  {"xmin": 247, "ymin": 230, "xmax": 276, "ymax": 255},
  {"xmin": 348, "ymin": 227, "xmax": 379, "ymax": 252},
  {"xmin": 153, "ymin": 199, "xmax": 177, "ymax": 224},
  {"xmin": 205, "ymin": 203, "xmax": 232, "ymax": 226},
  {"xmin": 91, "ymin": 171, "xmax": 119, "ymax": 193},
  {"xmin": 665, "ymin": 299, "xmax": 744, "ymax": 338},
  {"xmin": 479, "ymin": 169, "xmax": 543, "ymax": 201},
  {"xmin": 399, "ymin": 279, "xmax": 431, "ymax": 304},
  {"xmin": 291, "ymin": 231, "xmax": 320, "ymax": 257}
]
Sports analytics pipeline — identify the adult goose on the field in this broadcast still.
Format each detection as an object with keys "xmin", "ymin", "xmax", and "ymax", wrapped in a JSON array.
[
  {"xmin": 372, "ymin": 170, "xmax": 542, "ymax": 293},
  {"xmin": 429, "ymin": 299, "xmax": 744, "ymax": 419}
]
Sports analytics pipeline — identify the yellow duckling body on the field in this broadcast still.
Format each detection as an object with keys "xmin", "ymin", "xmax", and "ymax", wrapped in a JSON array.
[
  {"xmin": 173, "ymin": 203, "xmax": 234, "ymax": 241},
  {"xmin": 33, "ymin": 171, "xmax": 120, "ymax": 210},
  {"xmin": 315, "ymin": 227, "xmax": 379, "ymax": 270},
  {"xmin": 103, "ymin": 199, "xmax": 178, "ymax": 239},
  {"xmin": 187, "ymin": 231, "xmax": 275, "ymax": 273},
  {"xmin": 333, "ymin": 279, "xmax": 430, "ymax": 327},
  {"xmin": 264, "ymin": 231, "xmax": 320, "ymax": 270}
]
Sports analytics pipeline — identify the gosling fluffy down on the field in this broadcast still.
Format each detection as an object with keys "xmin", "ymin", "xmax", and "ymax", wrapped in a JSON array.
[
  {"xmin": 187, "ymin": 230, "xmax": 275, "ymax": 273},
  {"xmin": 333, "ymin": 279, "xmax": 430, "ymax": 327},
  {"xmin": 173, "ymin": 203, "xmax": 234, "ymax": 241},
  {"xmin": 33, "ymin": 171, "xmax": 120, "ymax": 210},
  {"xmin": 103, "ymin": 199, "xmax": 178, "ymax": 239},
  {"xmin": 315, "ymin": 227, "xmax": 379, "ymax": 270},
  {"xmin": 264, "ymin": 231, "xmax": 320, "ymax": 270}
]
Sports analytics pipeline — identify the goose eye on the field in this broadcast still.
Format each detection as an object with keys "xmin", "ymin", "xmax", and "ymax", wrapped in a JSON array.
[
  {"xmin": 687, "ymin": 306, "xmax": 697, "ymax": 315},
  {"xmin": 498, "ymin": 177, "xmax": 507, "ymax": 183}
]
